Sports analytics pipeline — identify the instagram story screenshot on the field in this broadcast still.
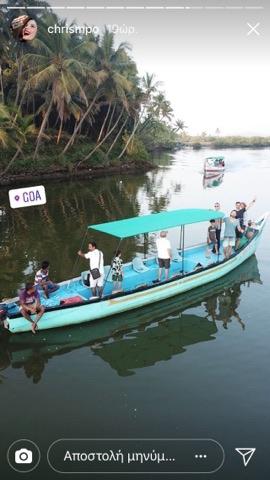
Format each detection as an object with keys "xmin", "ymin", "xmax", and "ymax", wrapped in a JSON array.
[{"xmin": 0, "ymin": 0, "xmax": 270, "ymax": 479}]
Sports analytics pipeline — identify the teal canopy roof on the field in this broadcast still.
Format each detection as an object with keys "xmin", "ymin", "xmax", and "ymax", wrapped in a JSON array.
[{"xmin": 88, "ymin": 208, "xmax": 224, "ymax": 239}]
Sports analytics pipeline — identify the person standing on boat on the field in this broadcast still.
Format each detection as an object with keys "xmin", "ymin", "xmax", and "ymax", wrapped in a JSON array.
[
  {"xmin": 156, "ymin": 231, "xmax": 172, "ymax": 281},
  {"xmin": 213, "ymin": 202, "xmax": 222, "ymax": 253},
  {"xmin": 235, "ymin": 198, "xmax": 256, "ymax": 248},
  {"xmin": 78, "ymin": 241, "xmax": 104, "ymax": 297},
  {"xmin": 112, "ymin": 250, "xmax": 123, "ymax": 293},
  {"xmin": 19, "ymin": 283, "xmax": 45, "ymax": 334},
  {"xmin": 223, "ymin": 210, "xmax": 244, "ymax": 259},
  {"xmin": 207, "ymin": 219, "xmax": 218, "ymax": 255}
]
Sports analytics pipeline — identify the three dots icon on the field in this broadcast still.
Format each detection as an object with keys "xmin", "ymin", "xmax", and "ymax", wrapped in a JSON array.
[{"xmin": 195, "ymin": 454, "xmax": 207, "ymax": 459}]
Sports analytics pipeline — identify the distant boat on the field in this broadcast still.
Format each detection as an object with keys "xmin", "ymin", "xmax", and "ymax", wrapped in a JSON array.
[
  {"xmin": 1, "ymin": 208, "xmax": 268, "ymax": 334},
  {"xmin": 204, "ymin": 156, "xmax": 225, "ymax": 175}
]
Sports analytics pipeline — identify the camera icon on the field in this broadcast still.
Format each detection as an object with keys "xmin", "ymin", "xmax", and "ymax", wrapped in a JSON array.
[{"xmin": 15, "ymin": 448, "xmax": 33, "ymax": 464}]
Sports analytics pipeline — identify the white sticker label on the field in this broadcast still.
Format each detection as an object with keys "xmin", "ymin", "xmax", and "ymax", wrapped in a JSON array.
[{"xmin": 8, "ymin": 186, "xmax": 46, "ymax": 209}]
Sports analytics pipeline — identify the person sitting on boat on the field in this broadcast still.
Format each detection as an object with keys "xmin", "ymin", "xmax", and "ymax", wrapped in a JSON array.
[
  {"xmin": 235, "ymin": 198, "xmax": 256, "ymax": 248},
  {"xmin": 155, "ymin": 231, "xmax": 172, "ymax": 282},
  {"xmin": 223, "ymin": 210, "xmax": 245, "ymax": 259},
  {"xmin": 245, "ymin": 220, "xmax": 258, "ymax": 240},
  {"xmin": 206, "ymin": 219, "xmax": 218, "ymax": 256},
  {"xmin": 78, "ymin": 241, "xmax": 104, "ymax": 298},
  {"xmin": 35, "ymin": 261, "xmax": 59, "ymax": 299},
  {"xmin": 19, "ymin": 282, "xmax": 45, "ymax": 334},
  {"xmin": 112, "ymin": 249, "xmax": 124, "ymax": 293}
]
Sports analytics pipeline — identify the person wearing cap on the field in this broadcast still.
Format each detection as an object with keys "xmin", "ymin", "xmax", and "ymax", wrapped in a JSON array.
[{"xmin": 155, "ymin": 231, "xmax": 172, "ymax": 282}]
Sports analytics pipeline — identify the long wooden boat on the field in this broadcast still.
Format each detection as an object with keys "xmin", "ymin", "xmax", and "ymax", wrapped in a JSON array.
[
  {"xmin": 0, "ymin": 255, "xmax": 261, "ymax": 381},
  {"xmin": 1, "ymin": 209, "xmax": 268, "ymax": 334}
]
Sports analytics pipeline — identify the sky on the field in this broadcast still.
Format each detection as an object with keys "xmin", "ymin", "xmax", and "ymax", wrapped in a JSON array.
[{"xmin": 5, "ymin": 0, "xmax": 270, "ymax": 136}]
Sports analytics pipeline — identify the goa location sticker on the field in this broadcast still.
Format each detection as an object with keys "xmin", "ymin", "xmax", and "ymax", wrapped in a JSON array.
[{"xmin": 8, "ymin": 185, "xmax": 46, "ymax": 209}]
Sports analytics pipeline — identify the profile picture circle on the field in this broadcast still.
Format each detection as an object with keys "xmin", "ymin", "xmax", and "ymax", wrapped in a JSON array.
[{"xmin": 10, "ymin": 15, "xmax": 38, "ymax": 42}]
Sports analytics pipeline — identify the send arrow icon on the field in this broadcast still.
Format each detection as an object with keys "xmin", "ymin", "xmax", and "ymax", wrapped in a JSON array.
[{"xmin": 235, "ymin": 448, "xmax": 256, "ymax": 467}]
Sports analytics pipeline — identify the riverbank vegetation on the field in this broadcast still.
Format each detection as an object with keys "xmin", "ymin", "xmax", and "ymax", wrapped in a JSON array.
[
  {"xmin": 0, "ymin": 1, "xmax": 182, "ymax": 180},
  {"xmin": 182, "ymin": 134, "xmax": 270, "ymax": 149}
]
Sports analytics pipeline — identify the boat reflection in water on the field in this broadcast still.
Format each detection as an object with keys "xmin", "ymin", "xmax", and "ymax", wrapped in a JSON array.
[
  {"xmin": 0, "ymin": 256, "xmax": 261, "ymax": 382},
  {"xmin": 203, "ymin": 173, "xmax": 224, "ymax": 189}
]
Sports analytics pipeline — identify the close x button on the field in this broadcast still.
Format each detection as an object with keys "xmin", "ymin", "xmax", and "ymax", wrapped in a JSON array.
[{"xmin": 247, "ymin": 22, "xmax": 260, "ymax": 36}]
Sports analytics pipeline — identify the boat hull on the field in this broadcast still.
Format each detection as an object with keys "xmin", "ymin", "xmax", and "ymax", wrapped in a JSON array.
[{"xmin": 5, "ymin": 213, "xmax": 268, "ymax": 334}]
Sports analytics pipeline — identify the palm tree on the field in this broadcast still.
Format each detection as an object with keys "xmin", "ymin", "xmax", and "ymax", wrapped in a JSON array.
[
  {"xmin": 150, "ymin": 92, "xmax": 173, "ymax": 122},
  {"xmin": 74, "ymin": 28, "xmax": 136, "ymax": 166},
  {"xmin": 174, "ymin": 119, "xmax": 187, "ymax": 133},
  {"xmin": 0, "ymin": 104, "xmax": 37, "ymax": 176},
  {"xmin": 20, "ymin": 13, "xmax": 93, "ymax": 158},
  {"xmin": 0, "ymin": 7, "xmax": 12, "ymax": 104},
  {"xmin": 0, "ymin": 104, "xmax": 10, "ymax": 148},
  {"xmin": 0, "ymin": 5, "xmax": 177, "ymax": 173},
  {"xmin": 117, "ymin": 73, "xmax": 160, "ymax": 159}
]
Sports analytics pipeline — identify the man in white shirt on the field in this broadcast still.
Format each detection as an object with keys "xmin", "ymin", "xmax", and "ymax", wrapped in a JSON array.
[
  {"xmin": 156, "ymin": 231, "xmax": 172, "ymax": 281},
  {"xmin": 78, "ymin": 241, "xmax": 104, "ymax": 297}
]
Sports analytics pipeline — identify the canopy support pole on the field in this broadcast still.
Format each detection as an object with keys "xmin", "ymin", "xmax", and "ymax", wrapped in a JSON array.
[
  {"xmin": 102, "ymin": 237, "xmax": 123, "ymax": 296},
  {"xmin": 143, "ymin": 233, "xmax": 148, "ymax": 259},
  {"xmin": 181, "ymin": 225, "xmax": 185, "ymax": 275},
  {"xmin": 69, "ymin": 228, "xmax": 88, "ymax": 288}
]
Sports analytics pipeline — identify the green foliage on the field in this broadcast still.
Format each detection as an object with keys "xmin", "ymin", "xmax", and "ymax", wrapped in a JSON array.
[
  {"xmin": 138, "ymin": 119, "xmax": 180, "ymax": 151},
  {"xmin": 212, "ymin": 136, "xmax": 270, "ymax": 148},
  {"xmin": 0, "ymin": 1, "xmax": 182, "ymax": 178},
  {"xmin": 121, "ymin": 134, "xmax": 150, "ymax": 162},
  {"xmin": 186, "ymin": 135, "xmax": 270, "ymax": 149}
]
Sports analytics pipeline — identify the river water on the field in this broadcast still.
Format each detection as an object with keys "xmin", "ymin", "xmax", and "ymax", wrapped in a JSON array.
[{"xmin": 0, "ymin": 148, "xmax": 270, "ymax": 479}]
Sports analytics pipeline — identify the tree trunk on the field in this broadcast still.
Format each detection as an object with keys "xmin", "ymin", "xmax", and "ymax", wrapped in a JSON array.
[
  {"xmin": 56, "ymin": 116, "xmax": 64, "ymax": 144},
  {"xmin": 105, "ymin": 103, "xmax": 116, "ymax": 136},
  {"xmin": 0, "ymin": 146, "xmax": 21, "ymax": 177},
  {"xmin": 33, "ymin": 97, "xmax": 54, "ymax": 160},
  {"xmin": 97, "ymin": 102, "xmax": 111, "ymax": 143},
  {"xmin": 13, "ymin": 87, "xmax": 28, "ymax": 124},
  {"xmin": 117, "ymin": 111, "xmax": 143, "ymax": 159},
  {"xmin": 106, "ymin": 116, "xmax": 128, "ymax": 156},
  {"xmin": 77, "ymin": 107, "xmax": 124, "ymax": 168},
  {"xmin": 0, "ymin": 64, "xmax": 4, "ymax": 104},
  {"xmin": 14, "ymin": 51, "xmax": 23, "ymax": 107},
  {"xmin": 61, "ymin": 91, "xmax": 100, "ymax": 155},
  {"xmin": 137, "ymin": 114, "xmax": 153, "ymax": 134}
]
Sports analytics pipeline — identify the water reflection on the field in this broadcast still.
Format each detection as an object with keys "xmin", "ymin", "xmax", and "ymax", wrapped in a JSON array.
[
  {"xmin": 204, "ymin": 285, "xmax": 245, "ymax": 330},
  {"xmin": 0, "ymin": 170, "xmax": 171, "ymax": 298},
  {"xmin": 203, "ymin": 173, "xmax": 224, "ymax": 189},
  {"xmin": 142, "ymin": 170, "xmax": 172, "ymax": 213},
  {"xmin": 0, "ymin": 157, "xmax": 176, "ymax": 300},
  {"xmin": 0, "ymin": 256, "xmax": 261, "ymax": 383}
]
